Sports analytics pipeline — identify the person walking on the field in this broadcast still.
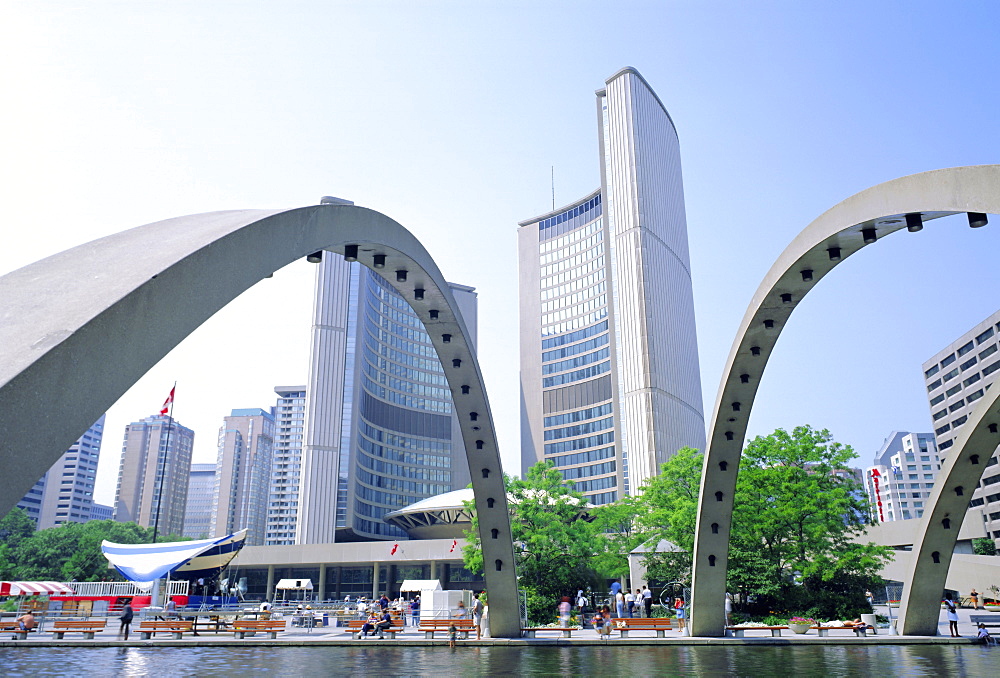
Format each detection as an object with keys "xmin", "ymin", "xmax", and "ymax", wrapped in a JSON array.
[
  {"xmin": 118, "ymin": 602, "xmax": 134, "ymax": 640},
  {"xmin": 472, "ymin": 593, "xmax": 485, "ymax": 640},
  {"xmin": 576, "ymin": 591, "xmax": 588, "ymax": 619},
  {"xmin": 945, "ymin": 598, "xmax": 960, "ymax": 637},
  {"xmin": 558, "ymin": 596, "xmax": 571, "ymax": 628},
  {"xmin": 865, "ymin": 589, "xmax": 874, "ymax": 608},
  {"xmin": 642, "ymin": 586, "xmax": 653, "ymax": 618},
  {"xmin": 725, "ymin": 592, "xmax": 733, "ymax": 626},
  {"xmin": 625, "ymin": 589, "xmax": 635, "ymax": 618},
  {"xmin": 615, "ymin": 589, "xmax": 625, "ymax": 619},
  {"xmin": 410, "ymin": 596, "xmax": 420, "ymax": 627},
  {"xmin": 970, "ymin": 589, "xmax": 980, "ymax": 610}
]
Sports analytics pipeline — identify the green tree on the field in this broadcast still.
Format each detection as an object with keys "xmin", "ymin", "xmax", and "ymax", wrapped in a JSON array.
[
  {"xmin": 589, "ymin": 494, "xmax": 646, "ymax": 579},
  {"xmin": 973, "ymin": 537, "xmax": 997, "ymax": 556},
  {"xmin": 731, "ymin": 426, "xmax": 892, "ymax": 618},
  {"xmin": 0, "ymin": 508, "xmax": 37, "ymax": 579},
  {"xmin": 463, "ymin": 461, "xmax": 602, "ymax": 623},
  {"xmin": 632, "ymin": 446, "xmax": 703, "ymax": 584},
  {"xmin": 0, "ymin": 513, "xmax": 183, "ymax": 582}
]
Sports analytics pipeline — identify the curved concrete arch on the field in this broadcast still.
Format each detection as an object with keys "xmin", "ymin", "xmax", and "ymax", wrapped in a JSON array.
[
  {"xmin": 688, "ymin": 165, "xmax": 1000, "ymax": 637},
  {"xmin": 0, "ymin": 205, "xmax": 521, "ymax": 637},
  {"xmin": 897, "ymin": 379, "xmax": 1000, "ymax": 634}
]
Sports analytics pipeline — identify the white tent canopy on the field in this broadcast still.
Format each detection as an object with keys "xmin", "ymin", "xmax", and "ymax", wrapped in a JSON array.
[
  {"xmin": 275, "ymin": 578, "xmax": 313, "ymax": 591},
  {"xmin": 399, "ymin": 579, "xmax": 442, "ymax": 592}
]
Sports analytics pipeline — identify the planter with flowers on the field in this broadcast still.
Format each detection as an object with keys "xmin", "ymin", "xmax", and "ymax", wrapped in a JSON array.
[
  {"xmin": 787, "ymin": 617, "xmax": 814, "ymax": 634},
  {"xmin": 984, "ymin": 603, "xmax": 1000, "ymax": 612}
]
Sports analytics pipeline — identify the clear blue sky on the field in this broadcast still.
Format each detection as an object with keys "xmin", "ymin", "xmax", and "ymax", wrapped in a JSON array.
[{"xmin": 3, "ymin": 1, "xmax": 999, "ymax": 505}]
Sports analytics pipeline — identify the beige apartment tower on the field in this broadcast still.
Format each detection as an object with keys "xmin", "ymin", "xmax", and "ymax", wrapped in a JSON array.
[{"xmin": 113, "ymin": 414, "xmax": 195, "ymax": 537}]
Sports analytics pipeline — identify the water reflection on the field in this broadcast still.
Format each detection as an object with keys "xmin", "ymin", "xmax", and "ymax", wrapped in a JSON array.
[{"xmin": 0, "ymin": 644, "xmax": 995, "ymax": 677}]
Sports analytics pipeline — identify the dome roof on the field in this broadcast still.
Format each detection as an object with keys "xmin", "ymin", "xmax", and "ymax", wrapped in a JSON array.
[{"xmin": 383, "ymin": 489, "xmax": 474, "ymax": 540}]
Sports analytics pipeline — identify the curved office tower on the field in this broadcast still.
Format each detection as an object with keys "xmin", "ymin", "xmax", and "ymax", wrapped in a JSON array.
[
  {"xmin": 518, "ymin": 68, "xmax": 705, "ymax": 503},
  {"xmin": 297, "ymin": 255, "xmax": 474, "ymax": 543}
]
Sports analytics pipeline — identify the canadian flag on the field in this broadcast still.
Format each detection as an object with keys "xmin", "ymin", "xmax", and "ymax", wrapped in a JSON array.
[
  {"xmin": 449, "ymin": 539, "xmax": 457, "ymax": 553},
  {"xmin": 390, "ymin": 543, "xmax": 399, "ymax": 556},
  {"xmin": 160, "ymin": 386, "xmax": 175, "ymax": 416}
]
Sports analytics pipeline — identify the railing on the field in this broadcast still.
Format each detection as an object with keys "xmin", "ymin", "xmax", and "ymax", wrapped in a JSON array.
[{"xmin": 58, "ymin": 580, "xmax": 189, "ymax": 597}]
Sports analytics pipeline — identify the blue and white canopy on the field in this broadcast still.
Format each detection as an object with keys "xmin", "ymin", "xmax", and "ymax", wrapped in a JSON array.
[{"xmin": 101, "ymin": 529, "xmax": 247, "ymax": 583}]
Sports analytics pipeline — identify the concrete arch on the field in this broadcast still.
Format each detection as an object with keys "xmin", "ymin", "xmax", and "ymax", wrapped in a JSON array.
[
  {"xmin": 0, "ymin": 205, "xmax": 521, "ymax": 637},
  {"xmin": 688, "ymin": 165, "xmax": 1000, "ymax": 637}
]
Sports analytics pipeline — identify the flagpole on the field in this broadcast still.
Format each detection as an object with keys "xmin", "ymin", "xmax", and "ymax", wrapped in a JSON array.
[{"xmin": 152, "ymin": 382, "xmax": 176, "ymax": 543}]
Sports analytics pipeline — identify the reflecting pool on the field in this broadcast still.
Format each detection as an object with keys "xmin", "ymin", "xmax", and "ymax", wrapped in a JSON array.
[{"xmin": 1, "ymin": 644, "xmax": 994, "ymax": 677}]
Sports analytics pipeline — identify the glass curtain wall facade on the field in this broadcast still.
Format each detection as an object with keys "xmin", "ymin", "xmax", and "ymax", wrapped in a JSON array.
[
  {"xmin": 16, "ymin": 415, "xmax": 105, "ymax": 529},
  {"xmin": 518, "ymin": 68, "xmax": 705, "ymax": 504},
  {"xmin": 297, "ymin": 255, "xmax": 473, "ymax": 543}
]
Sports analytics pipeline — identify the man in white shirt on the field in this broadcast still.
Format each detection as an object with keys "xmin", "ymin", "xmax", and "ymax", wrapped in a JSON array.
[{"xmin": 642, "ymin": 586, "xmax": 653, "ymax": 618}]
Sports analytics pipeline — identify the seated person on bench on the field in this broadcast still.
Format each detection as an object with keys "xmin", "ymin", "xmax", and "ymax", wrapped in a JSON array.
[
  {"xmin": 374, "ymin": 610, "xmax": 393, "ymax": 638},
  {"xmin": 361, "ymin": 611, "xmax": 381, "ymax": 637}
]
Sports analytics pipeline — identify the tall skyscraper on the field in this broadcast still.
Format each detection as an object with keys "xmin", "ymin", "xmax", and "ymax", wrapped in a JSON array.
[
  {"xmin": 517, "ymin": 67, "xmax": 705, "ymax": 504},
  {"xmin": 864, "ymin": 431, "xmax": 940, "ymax": 522},
  {"xmin": 113, "ymin": 414, "xmax": 194, "ymax": 537},
  {"xmin": 266, "ymin": 386, "xmax": 306, "ymax": 546},
  {"xmin": 210, "ymin": 408, "xmax": 274, "ymax": 544},
  {"xmin": 183, "ymin": 463, "xmax": 217, "ymax": 539},
  {"xmin": 16, "ymin": 415, "xmax": 104, "ymax": 529},
  {"xmin": 296, "ymin": 257, "xmax": 474, "ymax": 544},
  {"xmin": 922, "ymin": 309, "xmax": 1000, "ymax": 544}
]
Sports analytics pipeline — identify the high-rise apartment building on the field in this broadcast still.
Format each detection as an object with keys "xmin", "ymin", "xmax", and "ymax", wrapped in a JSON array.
[
  {"xmin": 266, "ymin": 386, "xmax": 306, "ymax": 545},
  {"xmin": 16, "ymin": 415, "xmax": 105, "ymax": 529},
  {"xmin": 90, "ymin": 503, "xmax": 113, "ymax": 521},
  {"xmin": 211, "ymin": 408, "xmax": 274, "ymax": 545},
  {"xmin": 922, "ymin": 309, "xmax": 1000, "ymax": 544},
  {"xmin": 864, "ymin": 431, "xmax": 941, "ymax": 522},
  {"xmin": 183, "ymin": 463, "xmax": 217, "ymax": 539},
  {"xmin": 296, "ymin": 257, "xmax": 474, "ymax": 544},
  {"xmin": 113, "ymin": 414, "xmax": 194, "ymax": 537},
  {"xmin": 517, "ymin": 68, "xmax": 705, "ymax": 504}
]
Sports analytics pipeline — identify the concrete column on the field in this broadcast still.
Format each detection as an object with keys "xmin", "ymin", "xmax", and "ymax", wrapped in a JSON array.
[
  {"xmin": 429, "ymin": 560, "xmax": 437, "ymax": 581},
  {"xmin": 318, "ymin": 563, "xmax": 327, "ymax": 602},
  {"xmin": 372, "ymin": 561, "xmax": 380, "ymax": 600},
  {"xmin": 265, "ymin": 565, "xmax": 275, "ymax": 602},
  {"xmin": 334, "ymin": 566, "xmax": 342, "ymax": 600}
]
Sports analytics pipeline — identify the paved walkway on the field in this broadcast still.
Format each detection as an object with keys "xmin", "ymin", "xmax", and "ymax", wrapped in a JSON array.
[{"xmin": 2, "ymin": 607, "xmax": 993, "ymax": 647}]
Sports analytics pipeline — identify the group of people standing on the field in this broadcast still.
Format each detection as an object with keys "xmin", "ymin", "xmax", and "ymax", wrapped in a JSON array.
[{"xmin": 604, "ymin": 585, "xmax": 654, "ymax": 619}]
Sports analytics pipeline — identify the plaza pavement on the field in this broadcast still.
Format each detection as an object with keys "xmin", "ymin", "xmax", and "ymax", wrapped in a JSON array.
[{"xmin": 0, "ymin": 605, "xmax": 991, "ymax": 648}]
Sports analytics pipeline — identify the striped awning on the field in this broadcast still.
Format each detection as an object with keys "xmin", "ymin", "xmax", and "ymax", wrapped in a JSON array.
[
  {"xmin": 101, "ymin": 529, "xmax": 247, "ymax": 583},
  {"xmin": 0, "ymin": 581, "xmax": 76, "ymax": 596}
]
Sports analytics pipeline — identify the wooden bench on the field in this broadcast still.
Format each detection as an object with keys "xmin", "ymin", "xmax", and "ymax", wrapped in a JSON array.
[
  {"xmin": 138, "ymin": 620, "xmax": 194, "ymax": 640},
  {"xmin": 2, "ymin": 623, "xmax": 36, "ymax": 640},
  {"xmin": 607, "ymin": 618, "xmax": 675, "ymax": 638},
  {"xmin": 232, "ymin": 619, "xmax": 287, "ymax": 639},
  {"xmin": 521, "ymin": 626, "xmax": 577, "ymax": 638},
  {"xmin": 418, "ymin": 619, "xmax": 474, "ymax": 640},
  {"xmin": 727, "ymin": 625, "xmax": 788, "ymax": 637},
  {"xmin": 344, "ymin": 618, "xmax": 403, "ymax": 639},
  {"xmin": 50, "ymin": 619, "xmax": 107, "ymax": 639}
]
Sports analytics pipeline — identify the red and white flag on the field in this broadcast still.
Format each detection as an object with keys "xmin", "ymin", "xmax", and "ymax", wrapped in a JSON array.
[
  {"xmin": 390, "ymin": 543, "xmax": 399, "ymax": 556},
  {"xmin": 160, "ymin": 386, "xmax": 175, "ymax": 416},
  {"xmin": 449, "ymin": 539, "xmax": 457, "ymax": 553}
]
